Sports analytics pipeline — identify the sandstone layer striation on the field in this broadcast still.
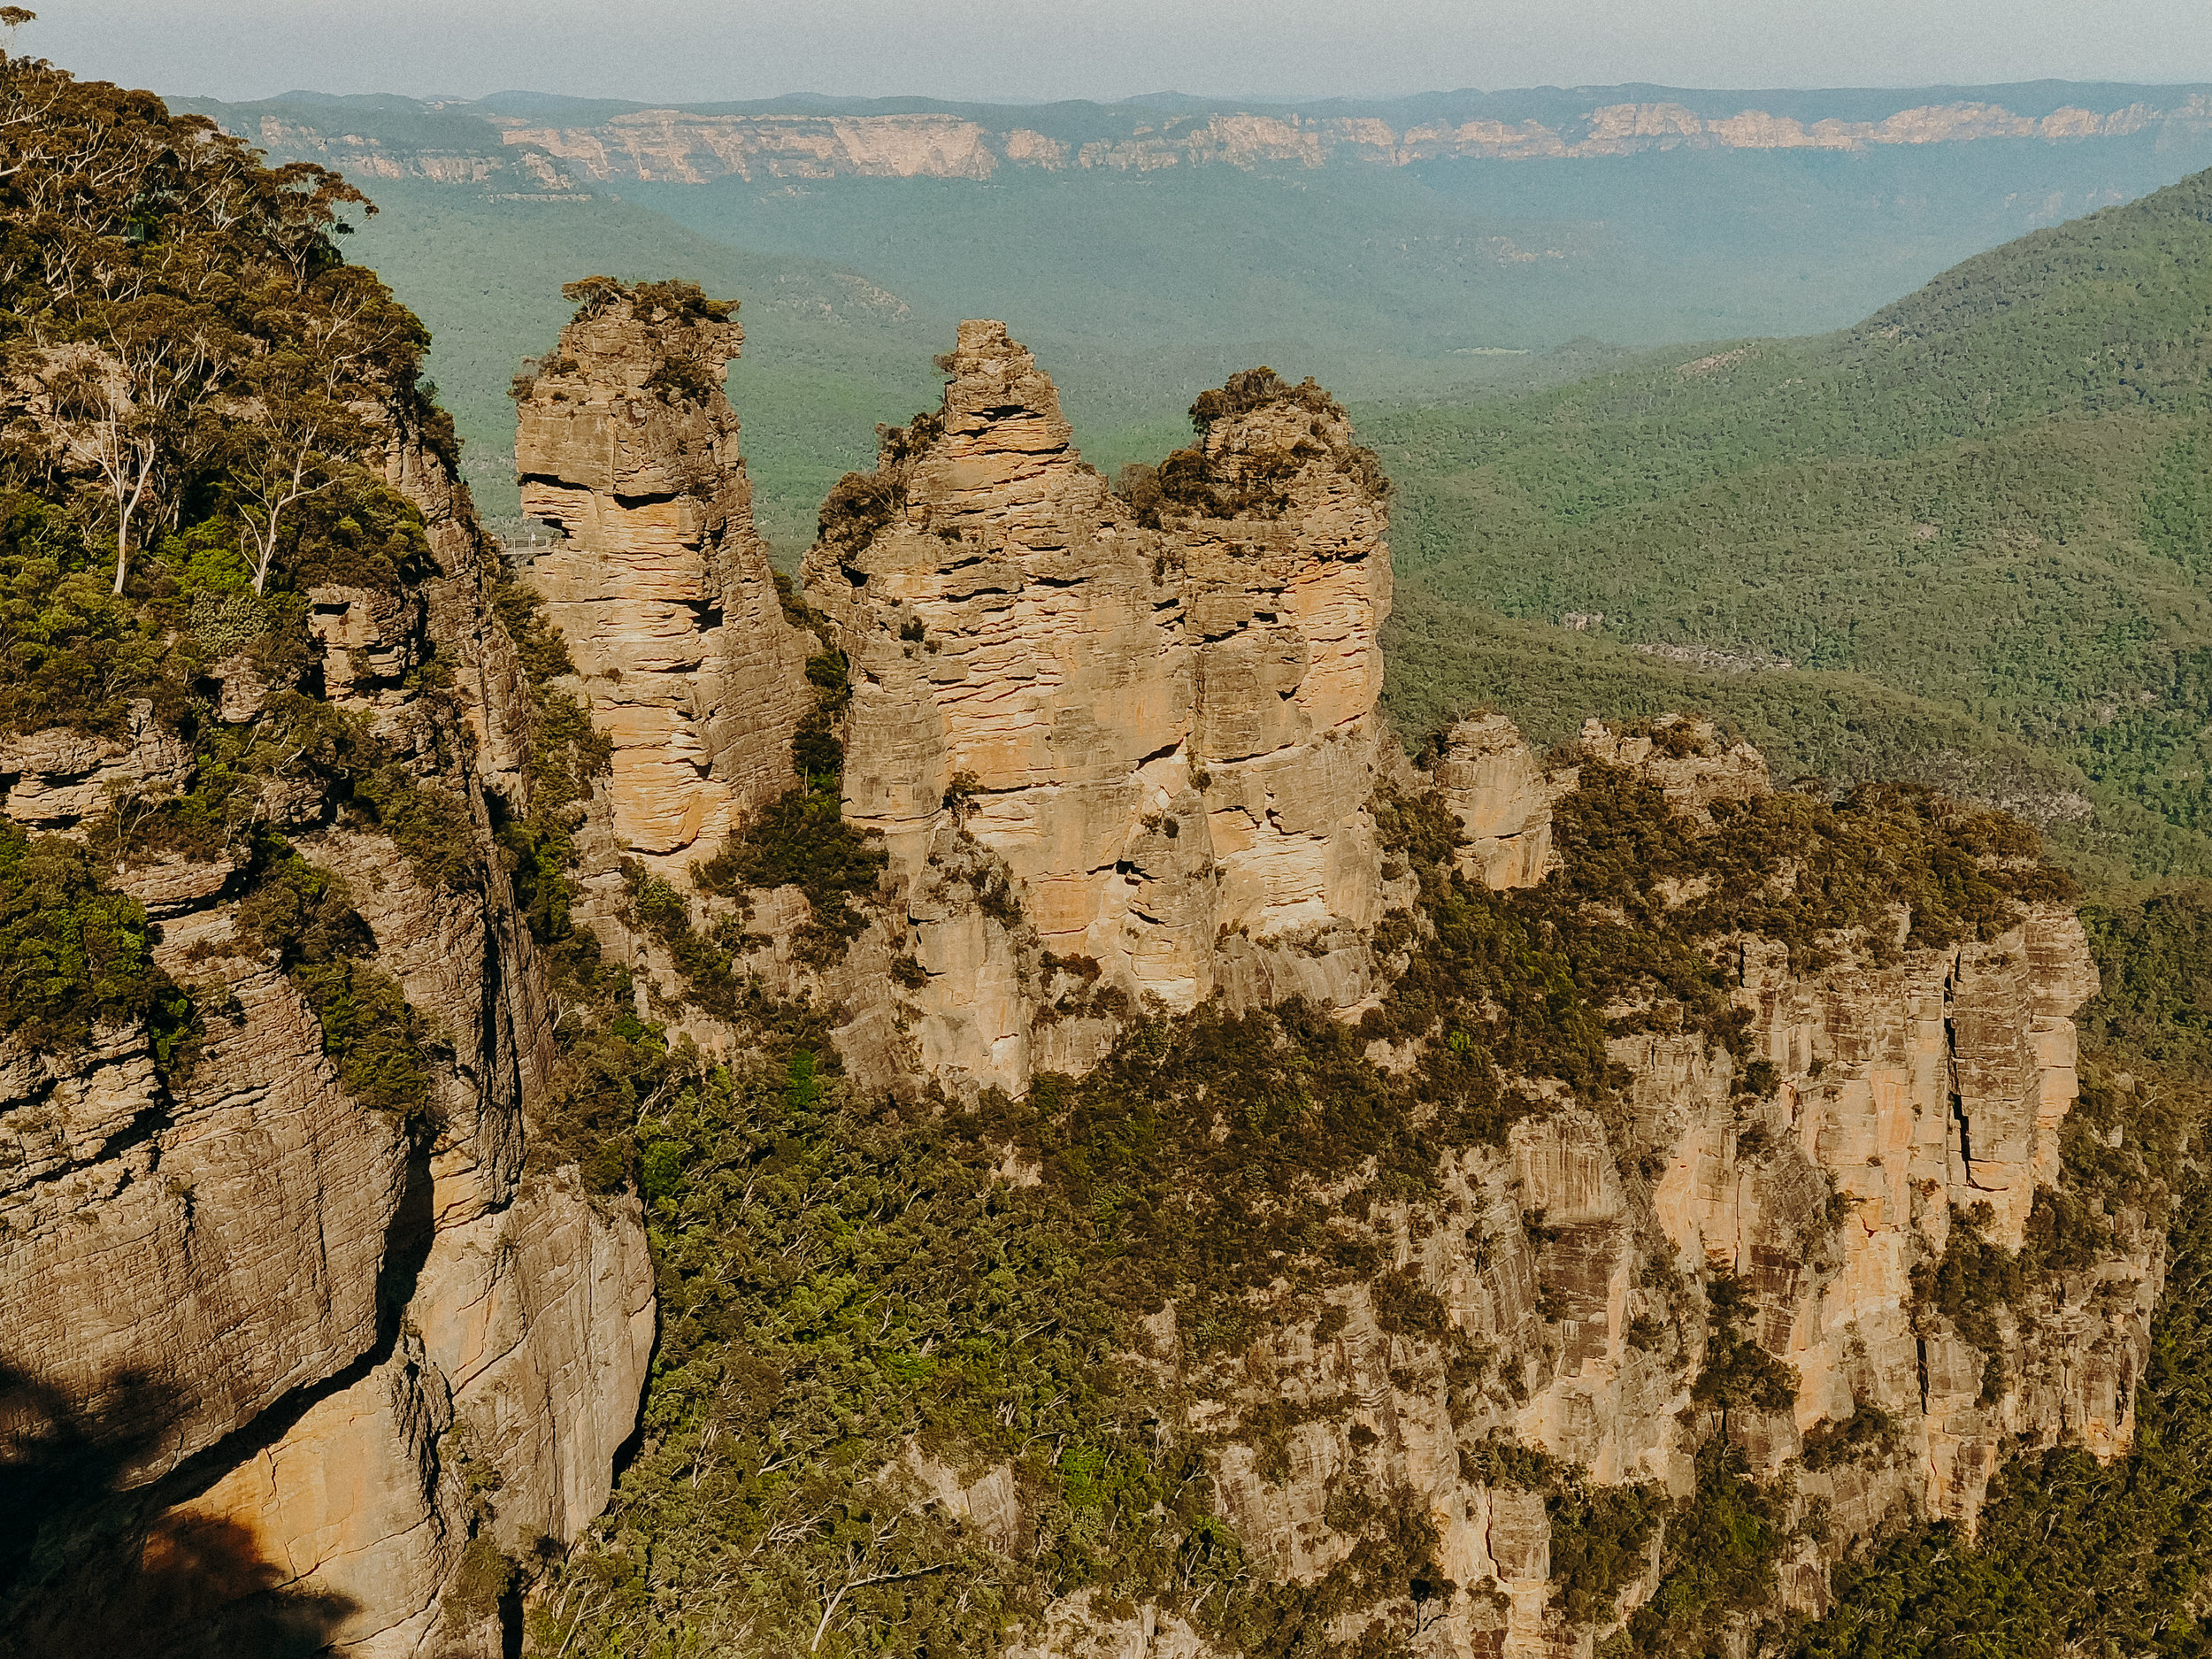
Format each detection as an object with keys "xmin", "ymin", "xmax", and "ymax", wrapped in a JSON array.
[
  {"xmin": 997, "ymin": 718, "xmax": 2145, "ymax": 1659},
  {"xmin": 798, "ymin": 324, "xmax": 1396, "ymax": 1093},
  {"xmin": 1, "ymin": 398, "xmax": 654, "ymax": 1656},
  {"xmin": 514, "ymin": 278, "xmax": 813, "ymax": 872}
]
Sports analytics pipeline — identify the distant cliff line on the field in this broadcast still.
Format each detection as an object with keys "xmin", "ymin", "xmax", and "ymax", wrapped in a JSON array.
[{"xmin": 180, "ymin": 83, "xmax": 2212, "ymax": 188}]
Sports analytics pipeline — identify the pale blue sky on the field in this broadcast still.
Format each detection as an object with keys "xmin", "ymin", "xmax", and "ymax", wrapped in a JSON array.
[{"xmin": 37, "ymin": 0, "xmax": 2212, "ymax": 104}]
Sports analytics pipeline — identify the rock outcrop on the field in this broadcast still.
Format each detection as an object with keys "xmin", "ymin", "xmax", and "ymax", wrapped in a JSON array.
[
  {"xmin": 799, "ymin": 324, "xmax": 1397, "ymax": 1093},
  {"xmin": 1433, "ymin": 711, "xmax": 1557, "ymax": 888},
  {"xmin": 134, "ymin": 1175, "xmax": 652, "ymax": 1659},
  {"xmin": 513, "ymin": 278, "xmax": 813, "ymax": 875},
  {"xmin": 1571, "ymin": 712, "xmax": 1770, "ymax": 817},
  {"xmin": 1096, "ymin": 719, "xmax": 2145, "ymax": 1659},
  {"xmin": 1432, "ymin": 711, "xmax": 1764, "ymax": 891}
]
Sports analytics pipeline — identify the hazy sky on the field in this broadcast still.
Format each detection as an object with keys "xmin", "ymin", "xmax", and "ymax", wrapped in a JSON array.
[{"xmin": 33, "ymin": 0, "xmax": 2212, "ymax": 104}]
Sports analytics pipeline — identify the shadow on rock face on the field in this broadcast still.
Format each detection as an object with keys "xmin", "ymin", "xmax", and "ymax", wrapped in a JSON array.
[{"xmin": 0, "ymin": 1361, "xmax": 356, "ymax": 1659}]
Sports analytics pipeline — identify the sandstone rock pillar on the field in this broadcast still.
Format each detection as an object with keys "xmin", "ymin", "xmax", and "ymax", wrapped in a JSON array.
[
  {"xmin": 514, "ymin": 278, "xmax": 811, "ymax": 874},
  {"xmin": 801, "ymin": 324, "xmax": 1395, "ymax": 1092}
]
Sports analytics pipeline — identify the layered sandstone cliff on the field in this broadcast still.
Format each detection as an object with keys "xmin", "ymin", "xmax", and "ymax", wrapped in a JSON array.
[
  {"xmin": 1010, "ymin": 717, "xmax": 2145, "ymax": 1659},
  {"xmin": 466, "ymin": 96, "xmax": 2212, "ymax": 186},
  {"xmin": 0, "ymin": 404, "xmax": 653, "ymax": 1657},
  {"xmin": 796, "ymin": 324, "xmax": 1396, "ymax": 1093}
]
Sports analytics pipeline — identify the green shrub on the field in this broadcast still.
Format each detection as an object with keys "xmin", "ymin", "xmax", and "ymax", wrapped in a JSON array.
[
  {"xmin": 0, "ymin": 818, "xmax": 175, "ymax": 1055},
  {"xmin": 1371, "ymin": 1267, "xmax": 1450, "ymax": 1337},
  {"xmin": 817, "ymin": 470, "xmax": 904, "ymax": 560},
  {"xmin": 441, "ymin": 1534, "xmax": 514, "ymax": 1631},
  {"xmin": 812, "ymin": 412, "xmax": 945, "ymax": 560},
  {"xmin": 292, "ymin": 956, "xmax": 432, "ymax": 1120},
  {"xmin": 1800, "ymin": 1402, "xmax": 1901, "ymax": 1472},
  {"xmin": 1624, "ymin": 1444, "xmax": 1784, "ymax": 1655},
  {"xmin": 529, "ymin": 1049, "xmax": 1217, "ymax": 1659},
  {"xmin": 1549, "ymin": 1476, "xmax": 1667, "ymax": 1625},
  {"xmin": 277, "ymin": 472, "xmax": 438, "ymax": 594},
  {"xmin": 694, "ymin": 789, "xmax": 886, "ymax": 960},
  {"xmin": 641, "ymin": 356, "xmax": 721, "ymax": 405},
  {"xmin": 1027, "ymin": 999, "xmax": 1446, "ymax": 1357},
  {"xmin": 234, "ymin": 840, "xmax": 433, "ymax": 1121},
  {"xmin": 1692, "ymin": 1330, "xmax": 1799, "ymax": 1422},
  {"xmin": 349, "ymin": 763, "xmax": 479, "ymax": 890},
  {"xmin": 484, "ymin": 576, "xmax": 610, "ymax": 953},
  {"xmin": 1909, "ymin": 1201, "xmax": 2023, "ymax": 1352},
  {"xmin": 0, "ymin": 494, "xmax": 173, "ymax": 737}
]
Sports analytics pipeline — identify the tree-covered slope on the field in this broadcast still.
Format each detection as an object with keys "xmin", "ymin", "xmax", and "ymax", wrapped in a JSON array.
[
  {"xmin": 1381, "ymin": 165, "xmax": 2212, "ymax": 494},
  {"xmin": 1372, "ymin": 166, "xmax": 2212, "ymax": 876}
]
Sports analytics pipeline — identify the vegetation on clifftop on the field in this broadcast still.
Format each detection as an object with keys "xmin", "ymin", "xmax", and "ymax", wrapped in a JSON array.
[{"xmin": 0, "ymin": 44, "xmax": 472, "ymax": 1087}]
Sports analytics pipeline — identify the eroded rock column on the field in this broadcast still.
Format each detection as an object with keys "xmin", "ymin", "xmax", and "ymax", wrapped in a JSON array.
[
  {"xmin": 799, "ymin": 322, "xmax": 1395, "ymax": 1092},
  {"xmin": 515, "ymin": 279, "xmax": 812, "ymax": 873}
]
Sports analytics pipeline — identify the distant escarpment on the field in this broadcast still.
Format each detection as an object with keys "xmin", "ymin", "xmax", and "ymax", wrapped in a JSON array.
[{"xmin": 188, "ymin": 87, "xmax": 2212, "ymax": 191}]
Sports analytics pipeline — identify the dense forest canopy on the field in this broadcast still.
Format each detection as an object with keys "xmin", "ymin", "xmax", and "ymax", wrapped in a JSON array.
[{"xmin": 1371, "ymin": 165, "xmax": 2212, "ymax": 885}]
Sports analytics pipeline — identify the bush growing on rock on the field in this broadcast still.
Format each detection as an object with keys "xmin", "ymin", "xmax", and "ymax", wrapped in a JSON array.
[
  {"xmin": 234, "ymin": 839, "xmax": 433, "ymax": 1120},
  {"xmin": 0, "ymin": 818, "xmax": 173, "ymax": 1054}
]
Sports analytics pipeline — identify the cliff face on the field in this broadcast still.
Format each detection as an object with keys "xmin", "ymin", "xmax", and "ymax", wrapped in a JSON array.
[
  {"xmin": 1183, "ymin": 925, "xmax": 2138, "ymax": 1659},
  {"xmin": 0, "ymin": 403, "xmax": 652, "ymax": 1656},
  {"xmin": 215, "ymin": 93, "xmax": 2212, "ymax": 191},
  {"xmin": 799, "ymin": 324, "xmax": 1396, "ymax": 1093},
  {"xmin": 492, "ymin": 96, "xmax": 2211, "ymax": 184},
  {"xmin": 513, "ymin": 280, "xmax": 813, "ymax": 874},
  {"xmin": 1012, "ymin": 718, "xmax": 2147, "ymax": 1659}
]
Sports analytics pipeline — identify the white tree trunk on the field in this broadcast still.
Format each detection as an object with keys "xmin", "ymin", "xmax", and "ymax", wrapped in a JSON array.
[{"xmin": 111, "ymin": 439, "xmax": 154, "ymax": 597}]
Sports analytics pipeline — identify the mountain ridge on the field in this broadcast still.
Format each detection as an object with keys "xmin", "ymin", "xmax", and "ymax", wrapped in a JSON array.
[{"xmin": 178, "ymin": 81, "xmax": 2212, "ymax": 188}]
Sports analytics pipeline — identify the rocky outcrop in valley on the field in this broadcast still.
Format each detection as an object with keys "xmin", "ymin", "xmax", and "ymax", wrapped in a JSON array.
[{"xmin": 799, "ymin": 325, "xmax": 1396, "ymax": 1092}]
